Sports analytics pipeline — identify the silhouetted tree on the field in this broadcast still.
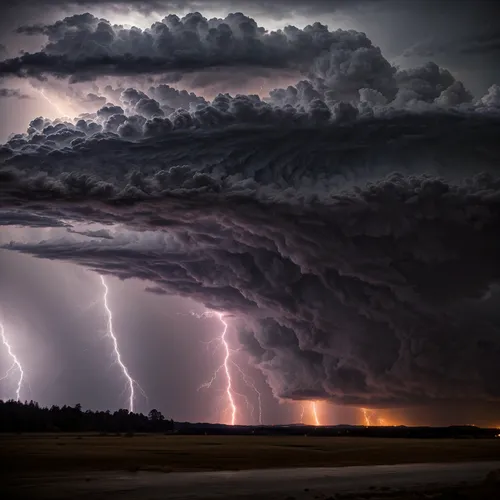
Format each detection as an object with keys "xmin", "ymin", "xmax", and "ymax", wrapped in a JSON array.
[{"xmin": 0, "ymin": 400, "xmax": 175, "ymax": 433}]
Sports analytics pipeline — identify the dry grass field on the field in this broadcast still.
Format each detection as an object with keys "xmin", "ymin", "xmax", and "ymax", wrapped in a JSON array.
[{"xmin": 2, "ymin": 434, "xmax": 499, "ymax": 477}]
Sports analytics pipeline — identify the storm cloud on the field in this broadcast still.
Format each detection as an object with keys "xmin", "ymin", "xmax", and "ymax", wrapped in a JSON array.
[
  {"xmin": 1, "ymin": 8, "xmax": 500, "ymax": 415},
  {"xmin": 2, "ymin": 105, "xmax": 500, "ymax": 408},
  {"xmin": 1, "ymin": 11, "xmax": 395, "ymax": 90}
]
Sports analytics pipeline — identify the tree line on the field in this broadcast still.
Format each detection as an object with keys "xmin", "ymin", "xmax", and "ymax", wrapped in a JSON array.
[{"xmin": 0, "ymin": 400, "xmax": 175, "ymax": 433}]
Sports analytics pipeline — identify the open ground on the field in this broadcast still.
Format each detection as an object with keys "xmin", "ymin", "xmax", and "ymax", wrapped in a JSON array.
[{"xmin": 2, "ymin": 434, "xmax": 500, "ymax": 477}]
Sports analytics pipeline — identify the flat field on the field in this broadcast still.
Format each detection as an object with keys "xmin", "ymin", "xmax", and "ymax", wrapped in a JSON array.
[{"xmin": 2, "ymin": 434, "xmax": 499, "ymax": 477}]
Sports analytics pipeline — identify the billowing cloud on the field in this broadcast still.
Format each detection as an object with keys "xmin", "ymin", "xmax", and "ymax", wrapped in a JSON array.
[
  {"xmin": 1, "ymin": 10, "xmax": 500, "ymax": 414},
  {"xmin": 1, "ymin": 11, "xmax": 395, "ymax": 90},
  {"xmin": 2, "ymin": 105, "xmax": 500, "ymax": 409}
]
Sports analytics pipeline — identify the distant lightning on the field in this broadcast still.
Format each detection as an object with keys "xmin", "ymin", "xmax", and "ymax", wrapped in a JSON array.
[
  {"xmin": 198, "ymin": 312, "xmax": 236, "ymax": 424},
  {"xmin": 196, "ymin": 311, "xmax": 263, "ymax": 425},
  {"xmin": 230, "ymin": 361, "xmax": 263, "ymax": 424},
  {"xmin": 0, "ymin": 321, "xmax": 24, "ymax": 401},
  {"xmin": 100, "ymin": 275, "xmax": 145, "ymax": 413},
  {"xmin": 34, "ymin": 88, "xmax": 68, "ymax": 117},
  {"xmin": 361, "ymin": 408, "xmax": 386, "ymax": 426},
  {"xmin": 298, "ymin": 402, "xmax": 324, "ymax": 425},
  {"xmin": 361, "ymin": 408, "xmax": 371, "ymax": 426},
  {"xmin": 311, "ymin": 401, "xmax": 321, "ymax": 426},
  {"xmin": 300, "ymin": 403, "xmax": 306, "ymax": 423},
  {"xmin": 0, "ymin": 363, "xmax": 16, "ymax": 382},
  {"xmin": 218, "ymin": 313, "xmax": 237, "ymax": 425}
]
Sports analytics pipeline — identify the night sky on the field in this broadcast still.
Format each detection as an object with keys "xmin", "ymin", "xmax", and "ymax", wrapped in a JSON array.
[{"xmin": 0, "ymin": 0, "xmax": 499, "ymax": 428}]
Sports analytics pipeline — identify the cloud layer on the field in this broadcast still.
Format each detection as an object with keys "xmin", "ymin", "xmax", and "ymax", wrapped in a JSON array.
[
  {"xmin": 1, "ymin": 10, "xmax": 500, "ymax": 412},
  {"xmin": 2, "ymin": 12, "xmax": 394, "ymax": 87}
]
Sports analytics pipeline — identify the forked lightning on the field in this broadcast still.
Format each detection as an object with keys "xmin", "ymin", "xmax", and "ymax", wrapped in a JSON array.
[
  {"xmin": 100, "ymin": 275, "xmax": 146, "ymax": 413},
  {"xmin": 196, "ymin": 311, "xmax": 263, "ymax": 425},
  {"xmin": 0, "ymin": 320, "xmax": 24, "ymax": 401}
]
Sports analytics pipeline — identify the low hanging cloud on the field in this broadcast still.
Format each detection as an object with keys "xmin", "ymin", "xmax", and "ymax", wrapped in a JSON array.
[
  {"xmin": 0, "ymin": 88, "xmax": 32, "ymax": 99},
  {"xmin": 0, "ymin": 210, "xmax": 68, "ymax": 228},
  {"xmin": 1, "ymin": 10, "xmax": 500, "ymax": 412},
  {"xmin": 67, "ymin": 227, "xmax": 115, "ymax": 239},
  {"xmin": 2, "ymin": 109, "xmax": 500, "ymax": 409}
]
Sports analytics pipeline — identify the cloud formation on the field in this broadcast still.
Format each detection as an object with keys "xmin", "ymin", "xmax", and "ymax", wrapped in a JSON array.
[
  {"xmin": 1, "ymin": 10, "xmax": 500, "ymax": 413},
  {"xmin": 1, "ymin": 12, "xmax": 394, "ymax": 88},
  {"xmin": 2, "ymin": 107, "xmax": 500, "ymax": 408},
  {"xmin": 0, "ymin": 88, "xmax": 32, "ymax": 99}
]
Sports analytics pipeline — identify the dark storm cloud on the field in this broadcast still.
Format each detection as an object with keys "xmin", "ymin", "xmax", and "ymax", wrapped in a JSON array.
[
  {"xmin": 0, "ymin": 88, "xmax": 32, "ymax": 99},
  {"xmin": 79, "ymin": 92, "xmax": 107, "ymax": 107},
  {"xmin": 1, "ymin": 7, "xmax": 500, "ymax": 414},
  {"xmin": 1, "ymin": 12, "xmax": 394, "ymax": 89},
  {"xmin": 1, "ymin": 105, "xmax": 500, "ymax": 408},
  {"xmin": 0, "ymin": 54, "xmax": 487, "ymax": 161},
  {"xmin": 0, "ymin": 210, "xmax": 68, "ymax": 228},
  {"xmin": 67, "ymin": 228, "xmax": 114, "ymax": 239}
]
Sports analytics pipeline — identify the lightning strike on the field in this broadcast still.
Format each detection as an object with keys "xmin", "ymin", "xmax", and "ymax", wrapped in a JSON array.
[
  {"xmin": 0, "ymin": 321, "xmax": 24, "ymax": 401},
  {"xmin": 100, "ymin": 275, "xmax": 145, "ymax": 413},
  {"xmin": 361, "ymin": 408, "xmax": 371, "ymax": 426},
  {"xmin": 361, "ymin": 408, "xmax": 387, "ymax": 426},
  {"xmin": 215, "ymin": 312, "xmax": 237, "ymax": 425},
  {"xmin": 0, "ymin": 363, "xmax": 16, "ymax": 382},
  {"xmin": 230, "ymin": 361, "xmax": 263, "ymax": 425},
  {"xmin": 196, "ymin": 311, "xmax": 262, "ymax": 425},
  {"xmin": 311, "ymin": 401, "xmax": 321, "ymax": 426},
  {"xmin": 34, "ymin": 88, "xmax": 68, "ymax": 117},
  {"xmin": 298, "ymin": 402, "xmax": 322, "ymax": 425}
]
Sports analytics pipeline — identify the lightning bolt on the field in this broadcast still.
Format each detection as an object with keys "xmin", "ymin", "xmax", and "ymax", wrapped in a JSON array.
[
  {"xmin": 100, "ymin": 275, "xmax": 146, "ymax": 413},
  {"xmin": 361, "ymin": 408, "xmax": 386, "ymax": 426},
  {"xmin": 196, "ymin": 311, "xmax": 263, "ymax": 425},
  {"xmin": 361, "ymin": 408, "xmax": 371, "ymax": 426},
  {"xmin": 34, "ymin": 88, "xmax": 68, "ymax": 117},
  {"xmin": 218, "ymin": 313, "xmax": 237, "ymax": 425},
  {"xmin": 300, "ymin": 403, "xmax": 306, "ymax": 423},
  {"xmin": 230, "ymin": 361, "xmax": 263, "ymax": 425},
  {"xmin": 311, "ymin": 401, "xmax": 321, "ymax": 426},
  {"xmin": 0, "ymin": 321, "xmax": 24, "ymax": 401}
]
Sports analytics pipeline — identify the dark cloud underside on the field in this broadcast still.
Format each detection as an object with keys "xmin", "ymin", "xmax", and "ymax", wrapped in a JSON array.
[{"xmin": 2, "ymin": 110, "xmax": 500, "ymax": 408}]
